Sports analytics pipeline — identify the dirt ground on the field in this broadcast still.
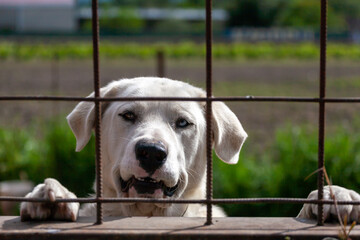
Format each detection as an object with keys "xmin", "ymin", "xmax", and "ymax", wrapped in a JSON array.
[{"xmin": 0, "ymin": 59, "xmax": 359, "ymax": 149}]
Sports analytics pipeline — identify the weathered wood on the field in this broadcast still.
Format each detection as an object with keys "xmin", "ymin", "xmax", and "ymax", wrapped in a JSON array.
[{"xmin": 1, "ymin": 216, "xmax": 359, "ymax": 239}]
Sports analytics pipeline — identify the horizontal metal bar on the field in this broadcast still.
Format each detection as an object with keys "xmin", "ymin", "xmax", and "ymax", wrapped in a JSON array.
[
  {"xmin": 0, "ymin": 96, "xmax": 360, "ymax": 103},
  {"xmin": 2, "ymin": 196, "xmax": 360, "ymax": 205}
]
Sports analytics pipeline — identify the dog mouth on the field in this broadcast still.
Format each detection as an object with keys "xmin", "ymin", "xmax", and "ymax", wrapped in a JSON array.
[{"xmin": 120, "ymin": 176, "xmax": 179, "ymax": 197}]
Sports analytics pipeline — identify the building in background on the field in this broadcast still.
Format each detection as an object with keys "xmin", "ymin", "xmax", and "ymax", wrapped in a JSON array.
[
  {"xmin": 0, "ymin": 0, "xmax": 76, "ymax": 33},
  {"xmin": 0, "ymin": 0, "xmax": 358, "ymax": 43}
]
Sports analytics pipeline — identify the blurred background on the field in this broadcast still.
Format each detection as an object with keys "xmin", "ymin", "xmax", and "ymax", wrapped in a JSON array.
[{"xmin": 0, "ymin": 0, "xmax": 359, "ymax": 217}]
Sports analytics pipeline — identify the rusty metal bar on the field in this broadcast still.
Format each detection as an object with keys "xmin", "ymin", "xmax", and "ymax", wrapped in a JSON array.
[
  {"xmin": 3, "ymin": 196, "xmax": 360, "ymax": 205},
  {"xmin": 91, "ymin": 0, "xmax": 103, "ymax": 225},
  {"xmin": 205, "ymin": 0, "xmax": 213, "ymax": 226},
  {"xmin": 317, "ymin": 0, "xmax": 328, "ymax": 226},
  {"xmin": 156, "ymin": 50, "xmax": 165, "ymax": 78}
]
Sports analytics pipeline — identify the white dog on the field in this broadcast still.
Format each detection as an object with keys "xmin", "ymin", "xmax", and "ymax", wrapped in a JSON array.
[{"xmin": 20, "ymin": 78, "xmax": 360, "ymax": 222}]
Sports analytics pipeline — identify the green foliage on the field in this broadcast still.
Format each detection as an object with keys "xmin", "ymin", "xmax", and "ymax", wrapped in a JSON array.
[
  {"xmin": 1, "ymin": 118, "xmax": 360, "ymax": 216},
  {"xmin": 214, "ymin": 120, "xmax": 360, "ymax": 217},
  {"xmin": 275, "ymin": 0, "xmax": 346, "ymax": 30},
  {"xmin": 228, "ymin": 0, "xmax": 285, "ymax": 27},
  {"xmin": 331, "ymin": 0, "xmax": 360, "ymax": 19},
  {"xmin": 82, "ymin": 8, "xmax": 145, "ymax": 34},
  {"xmin": 227, "ymin": 0, "xmax": 359, "ymax": 30},
  {"xmin": 1, "ymin": 42, "xmax": 360, "ymax": 61},
  {"xmin": 78, "ymin": 0, "xmax": 360, "ymax": 30},
  {"xmin": 0, "ymin": 120, "xmax": 95, "ymax": 197},
  {"xmin": 0, "ymin": 126, "xmax": 44, "ymax": 182},
  {"xmin": 43, "ymin": 120, "xmax": 96, "ymax": 197}
]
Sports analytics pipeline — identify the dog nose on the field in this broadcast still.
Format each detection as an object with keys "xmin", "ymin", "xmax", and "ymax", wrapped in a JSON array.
[{"xmin": 135, "ymin": 140, "xmax": 167, "ymax": 174}]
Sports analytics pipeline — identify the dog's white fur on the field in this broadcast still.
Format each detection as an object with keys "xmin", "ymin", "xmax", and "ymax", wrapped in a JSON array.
[{"xmin": 20, "ymin": 78, "xmax": 360, "ymax": 222}]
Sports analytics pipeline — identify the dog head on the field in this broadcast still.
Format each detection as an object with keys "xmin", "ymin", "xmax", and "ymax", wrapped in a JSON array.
[{"xmin": 67, "ymin": 78, "xmax": 247, "ymax": 215}]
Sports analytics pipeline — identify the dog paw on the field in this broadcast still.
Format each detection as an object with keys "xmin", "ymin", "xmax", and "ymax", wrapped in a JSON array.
[
  {"xmin": 20, "ymin": 178, "xmax": 79, "ymax": 221},
  {"xmin": 297, "ymin": 185, "xmax": 360, "ymax": 222}
]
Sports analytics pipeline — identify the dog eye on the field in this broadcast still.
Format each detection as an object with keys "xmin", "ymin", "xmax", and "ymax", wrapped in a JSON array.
[
  {"xmin": 175, "ymin": 118, "xmax": 191, "ymax": 128},
  {"xmin": 119, "ymin": 111, "xmax": 136, "ymax": 123}
]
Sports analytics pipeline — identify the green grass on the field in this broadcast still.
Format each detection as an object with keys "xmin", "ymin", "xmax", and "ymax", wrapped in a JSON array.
[
  {"xmin": 1, "ymin": 117, "xmax": 360, "ymax": 217},
  {"xmin": 1, "ymin": 41, "xmax": 360, "ymax": 61},
  {"xmin": 329, "ymin": 77, "xmax": 360, "ymax": 89}
]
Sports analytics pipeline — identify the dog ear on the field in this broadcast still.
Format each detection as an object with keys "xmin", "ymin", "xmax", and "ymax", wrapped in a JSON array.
[
  {"xmin": 66, "ymin": 81, "xmax": 121, "ymax": 152},
  {"xmin": 212, "ymin": 102, "xmax": 247, "ymax": 164}
]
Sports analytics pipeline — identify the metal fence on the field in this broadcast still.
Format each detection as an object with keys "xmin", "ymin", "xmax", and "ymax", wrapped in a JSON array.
[{"xmin": 1, "ymin": 0, "xmax": 360, "ymax": 228}]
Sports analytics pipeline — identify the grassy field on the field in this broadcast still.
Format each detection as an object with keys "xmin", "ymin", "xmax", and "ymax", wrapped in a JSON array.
[
  {"xmin": 1, "ymin": 41, "xmax": 360, "ymax": 60},
  {"xmin": 0, "ymin": 56, "xmax": 359, "ymax": 217},
  {"xmin": 1, "ymin": 58, "xmax": 359, "ymax": 144}
]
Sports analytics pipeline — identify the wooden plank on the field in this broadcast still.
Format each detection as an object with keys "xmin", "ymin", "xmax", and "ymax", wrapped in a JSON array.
[{"xmin": 1, "ymin": 216, "xmax": 359, "ymax": 240}]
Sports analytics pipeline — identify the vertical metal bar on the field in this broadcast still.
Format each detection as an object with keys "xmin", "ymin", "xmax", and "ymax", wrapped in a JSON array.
[
  {"xmin": 205, "ymin": 0, "xmax": 213, "ymax": 226},
  {"xmin": 317, "ymin": 0, "xmax": 328, "ymax": 226},
  {"xmin": 156, "ymin": 50, "xmax": 165, "ymax": 78},
  {"xmin": 92, "ymin": 0, "xmax": 103, "ymax": 225}
]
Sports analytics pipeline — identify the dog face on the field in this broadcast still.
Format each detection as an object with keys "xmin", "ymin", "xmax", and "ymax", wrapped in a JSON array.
[{"xmin": 67, "ymin": 78, "xmax": 247, "ymax": 215}]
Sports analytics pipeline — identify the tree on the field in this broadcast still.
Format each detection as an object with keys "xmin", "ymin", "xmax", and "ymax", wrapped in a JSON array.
[
  {"xmin": 227, "ymin": 0, "xmax": 287, "ymax": 27},
  {"xmin": 100, "ymin": 8, "xmax": 145, "ymax": 33},
  {"xmin": 330, "ymin": 0, "xmax": 360, "ymax": 30},
  {"xmin": 275, "ymin": 0, "xmax": 347, "ymax": 30},
  {"xmin": 275, "ymin": 0, "xmax": 346, "ymax": 30},
  {"xmin": 227, "ymin": 0, "xmax": 357, "ymax": 30}
]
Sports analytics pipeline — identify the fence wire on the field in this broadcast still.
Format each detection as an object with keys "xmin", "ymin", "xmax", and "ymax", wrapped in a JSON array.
[{"xmin": 1, "ymin": 0, "xmax": 360, "ymax": 228}]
